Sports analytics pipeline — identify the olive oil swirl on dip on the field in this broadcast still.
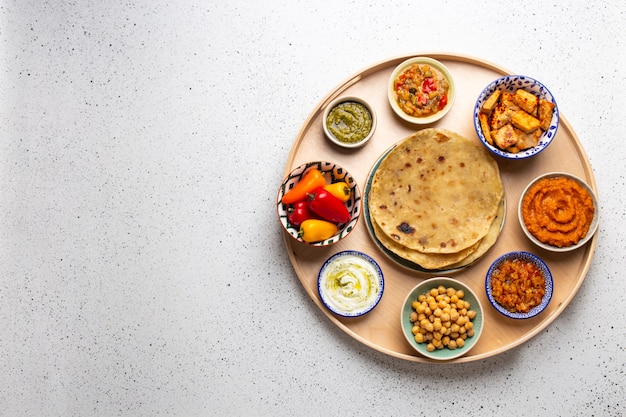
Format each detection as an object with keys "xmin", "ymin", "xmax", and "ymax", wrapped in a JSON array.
[
  {"xmin": 319, "ymin": 254, "xmax": 381, "ymax": 314},
  {"xmin": 326, "ymin": 101, "xmax": 373, "ymax": 144}
]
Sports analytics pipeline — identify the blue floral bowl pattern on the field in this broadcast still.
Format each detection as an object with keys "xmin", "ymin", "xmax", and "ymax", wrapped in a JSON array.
[
  {"xmin": 473, "ymin": 75, "xmax": 559, "ymax": 159},
  {"xmin": 485, "ymin": 251, "xmax": 554, "ymax": 319},
  {"xmin": 317, "ymin": 250, "xmax": 384, "ymax": 317}
]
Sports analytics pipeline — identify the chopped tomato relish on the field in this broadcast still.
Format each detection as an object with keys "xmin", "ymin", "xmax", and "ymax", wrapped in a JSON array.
[
  {"xmin": 393, "ymin": 64, "xmax": 449, "ymax": 117},
  {"xmin": 490, "ymin": 258, "xmax": 546, "ymax": 313}
]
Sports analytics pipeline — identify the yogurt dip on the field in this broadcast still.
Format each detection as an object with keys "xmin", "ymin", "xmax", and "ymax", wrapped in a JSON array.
[{"xmin": 318, "ymin": 251, "xmax": 384, "ymax": 317}]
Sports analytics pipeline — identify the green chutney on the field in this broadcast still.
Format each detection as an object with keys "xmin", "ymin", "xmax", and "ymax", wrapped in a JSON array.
[{"xmin": 326, "ymin": 101, "xmax": 372, "ymax": 144}]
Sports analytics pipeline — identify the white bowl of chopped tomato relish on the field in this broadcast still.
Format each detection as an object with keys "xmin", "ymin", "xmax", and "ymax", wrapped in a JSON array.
[
  {"xmin": 388, "ymin": 57, "xmax": 455, "ymax": 124},
  {"xmin": 485, "ymin": 251, "xmax": 553, "ymax": 319}
]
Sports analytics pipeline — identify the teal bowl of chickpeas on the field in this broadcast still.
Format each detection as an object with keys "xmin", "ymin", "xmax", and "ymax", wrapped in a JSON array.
[{"xmin": 401, "ymin": 277, "xmax": 484, "ymax": 361}]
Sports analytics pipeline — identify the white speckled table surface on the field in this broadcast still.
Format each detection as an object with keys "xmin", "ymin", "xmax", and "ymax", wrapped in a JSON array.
[{"xmin": 1, "ymin": 1, "xmax": 625, "ymax": 416}]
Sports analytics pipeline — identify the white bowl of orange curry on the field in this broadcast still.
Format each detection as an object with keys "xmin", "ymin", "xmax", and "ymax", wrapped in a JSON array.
[{"xmin": 518, "ymin": 172, "xmax": 598, "ymax": 252}]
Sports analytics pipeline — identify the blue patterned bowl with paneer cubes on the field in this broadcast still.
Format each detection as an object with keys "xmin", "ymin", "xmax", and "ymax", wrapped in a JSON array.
[{"xmin": 474, "ymin": 75, "xmax": 559, "ymax": 160}]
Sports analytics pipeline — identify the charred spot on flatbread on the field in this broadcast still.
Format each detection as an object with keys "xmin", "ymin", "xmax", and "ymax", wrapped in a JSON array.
[
  {"xmin": 370, "ymin": 196, "xmax": 505, "ymax": 270},
  {"xmin": 397, "ymin": 222, "xmax": 415, "ymax": 235}
]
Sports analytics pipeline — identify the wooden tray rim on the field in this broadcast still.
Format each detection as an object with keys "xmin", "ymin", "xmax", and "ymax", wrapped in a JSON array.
[{"xmin": 282, "ymin": 52, "xmax": 598, "ymax": 363}]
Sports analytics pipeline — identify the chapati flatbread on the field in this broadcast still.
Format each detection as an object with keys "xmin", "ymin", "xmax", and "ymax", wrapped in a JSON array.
[
  {"xmin": 372, "ymin": 219, "xmax": 480, "ymax": 269},
  {"xmin": 372, "ymin": 197, "xmax": 505, "ymax": 270},
  {"xmin": 444, "ymin": 197, "xmax": 505, "ymax": 269},
  {"xmin": 369, "ymin": 129, "xmax": 503, "ymax": 254}
]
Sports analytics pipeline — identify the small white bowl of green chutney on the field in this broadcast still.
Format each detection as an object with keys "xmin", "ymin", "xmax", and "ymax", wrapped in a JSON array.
[{"xmin": 323, "ymin": 96, "xmax": 376, "ymax": 149}]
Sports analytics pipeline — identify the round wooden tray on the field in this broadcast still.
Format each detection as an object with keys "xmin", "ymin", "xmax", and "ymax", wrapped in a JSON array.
[{"xmin": 281, "ymin": 53, "xmax": 598, "ymax": 363}]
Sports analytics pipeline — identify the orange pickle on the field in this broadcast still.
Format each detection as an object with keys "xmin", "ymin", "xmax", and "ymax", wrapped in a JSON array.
[{"xmin": 490, "ymin": 258, "xmax": 546, "ymax": 313}]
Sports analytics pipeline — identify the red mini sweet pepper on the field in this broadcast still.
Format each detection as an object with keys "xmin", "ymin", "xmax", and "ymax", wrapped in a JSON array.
[
  {"xmin": 287, "ymin": 200, "xmax": 319, "ymax": 227},
  {"xmin": 307, "ymin": 187, "xmax": 351, "ymax": 224}
]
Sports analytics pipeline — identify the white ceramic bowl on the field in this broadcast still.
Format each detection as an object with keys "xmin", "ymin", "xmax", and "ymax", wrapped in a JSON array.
[
  {"xmin": 388, "ymin": 57, "xmax": 455, "ymax": 124},
  {"xmin": 317, "ymin": 250, "xmax": 384, "ymax": 317},
  {"xmin": 322, "ymin": 96, "xmax": 376, "ymax": 149},
  {"xmin": 277, "ymin": 161, "xmax": 361, "ymax": 246},
  {"xmin": 518, "ymin": 172, "xmax": 599, "ymax": 252},
  {"xmin": 474, "ymin": 75, "xmax": 559, "ymax": 159},
  {"xmin": 400, "ymin": 277, "xmax": 483, "ymax": 361},
  {"xmin": 485, "ymin": 251, "xmax": 553, "ymax": 319}
]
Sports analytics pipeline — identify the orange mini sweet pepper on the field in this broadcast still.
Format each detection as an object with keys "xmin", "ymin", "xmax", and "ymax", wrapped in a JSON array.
[{"xmin": 281, "ymin": 168, "xmax": 326, "ymax": 204}]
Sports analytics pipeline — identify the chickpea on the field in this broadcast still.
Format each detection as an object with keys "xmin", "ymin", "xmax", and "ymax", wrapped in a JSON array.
[
  {"xmin": 450, "ymin": 310, "xmax": 459, "ymax": 322},
  {"xmin": 409, "ymin": 286, "xmax": 478, "ymax": 352}
]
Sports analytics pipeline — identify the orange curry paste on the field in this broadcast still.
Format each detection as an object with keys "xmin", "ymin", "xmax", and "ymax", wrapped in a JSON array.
[{"xmin": 522, "ymin": 176, "xmax": 594, "ymax": 248}]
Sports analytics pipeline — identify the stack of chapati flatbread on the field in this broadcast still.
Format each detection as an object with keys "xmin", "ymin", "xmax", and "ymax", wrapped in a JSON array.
[{"xmin": 368, "ymin": 128, "xmax": 505, "ymax": 270}]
